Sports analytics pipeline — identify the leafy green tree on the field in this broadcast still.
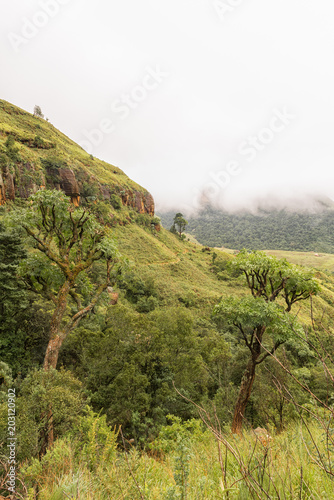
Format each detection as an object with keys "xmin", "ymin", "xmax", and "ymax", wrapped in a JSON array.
[
  {"xmin": 33, "ymin": 105, "xmax": 44, "ymax": 118},
  {"xmin": 214, "ymin": 250, "xmax": 320, "ymax": 434},
  {"xmin": 9, "ymin": 368, "xmax": 86, "ymax": 460},
  {"xmin": 0, "ymin": 225, "xmax": 31, "ymax": 372},
  {"xmin": 171, "ymin": 213, "xmax": 188, "ymax": 238},
  {"xmin": 9, "ymin": 190, "xmax": 121, "ymax": 372}
]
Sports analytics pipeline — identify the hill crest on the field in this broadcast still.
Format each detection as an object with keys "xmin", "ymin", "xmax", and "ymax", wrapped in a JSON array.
[{"xmin": 0, "ymin": 99, "xmax": 154, "ymax": 215}]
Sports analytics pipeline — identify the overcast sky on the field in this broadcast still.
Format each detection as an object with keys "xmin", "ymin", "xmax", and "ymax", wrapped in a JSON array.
[{"xmin": 2, "ymin": 0, "xmax": 334, "ymax": 213}]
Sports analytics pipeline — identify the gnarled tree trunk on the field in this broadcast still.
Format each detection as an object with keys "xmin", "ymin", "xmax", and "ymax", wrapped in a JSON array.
[
  {"xmin": 43, "ymin": 281, "xmax": 71, "ymax": 371},
  {"xmin": 231, "ymin": 327, "xmax": 264, "ymax": 434},
  {"xmin": 231, "ymin": 359, "xmax": 257, "ymax": 434}
]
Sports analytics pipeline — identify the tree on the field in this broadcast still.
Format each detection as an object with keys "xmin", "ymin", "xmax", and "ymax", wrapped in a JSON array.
[
  {"xmin": 213, "ymin": 250, "xmax": 320, "ymax": 434},
  {"xmin": 171, "ymin": 213, "xmax": 188, "ymax": 238},
  {"xmin": 10, "ymin": 190, "xmax": 122, "ymax": 372},
  {"xmin": 0, "ymin": 225, "xmax": 30, "ymax": 373},
  {"xmin": 33, "ymin": 105, "xmax": 44, "ymax": 118}
]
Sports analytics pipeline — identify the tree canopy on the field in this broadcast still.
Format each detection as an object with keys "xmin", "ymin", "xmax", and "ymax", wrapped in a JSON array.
[
  {"xmin": 8, "ymin": 189, "xmax": 122, "ymax": 371},
  {"xmin": 171, "ymin": 213, "xmax": 188, "ymax": 238},
  {"xmin": 214, "ymin": 250, "xmax": 319, "ymax": 433}
]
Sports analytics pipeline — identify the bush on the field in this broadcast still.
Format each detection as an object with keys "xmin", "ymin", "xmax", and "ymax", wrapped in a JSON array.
[
  {"xmin": 5, "ymin": 135, "xmax": 20, "ymax": 161},
  {"xmin": 33, "ymin": 135, "xmax": 45, "ymax": 148},
  {"xmin": 110, "ymin": 193, "xmax": 122, "ymax": 210},
  {"xmin": 0, "ymin": 368, "xmax": 87, "ymax": 461},
  {"xmin": 136, "ymin": 213, "xmax": 152, "ymax": 227},
  {"xmin": 136, "ymin": 295, "xmax": 159, "ymax": 313}
]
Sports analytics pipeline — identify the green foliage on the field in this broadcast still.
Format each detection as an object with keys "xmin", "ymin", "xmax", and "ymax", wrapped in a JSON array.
[
  {"xmin": 0, "ymin": 225, "xmax": 34, "ymax": 374},
  {"xmin": 33, "ymin": 135, "xmax": 45, "ymax": 148},
  {"xmin": 214, "ymin": 296, "xmax": 304, "ymax": 345},
  {"xmin": 151, "ymin": 415, "xmax": 203, "ymax": 454},
  {"xmin": 136, "ymin": 212, "xmax": 153, "ymax": 227},
  {"xmin": 214, "ymin": 250, "xmax": 319, "ymax": 432},
  {"xmin": 152, "ymin": 416, "xmax": 203, "ymax": 500},
  {"xmin": 40, "ymin": 155, "xmax": 67, "ymax": 171},
  {"xmin": 62, "ymin": 304, "xmax": 230, "ymax": 446},
  {"xmin": 136, "ymin": 294, "xmax": 159, "ymax": 313},
  {"xmin": 69, "ymin": 408, "xmax": 118, "ymax": 470},
  {"xmin": 4, "ymin": 134, "xmax": 20, "ymax": 161},
  {"xmin": 33, "ymin": 105, "xmax": 44, "ymax": 118},
  {"xmin": 110, "ymin": 193, "xmax": 122, "ymax": 209},
  {"xmin": 171, "ymin": 213, "xmax": 188, "ymax": 238},
  {"xmin": 20, "ymin": 409, "xmax": 118, "ymax": 495},
  {"xmin": 12, "ymin": 421, "xmax": 334, "ymax": 499},
  {"xmin": 0, "ymin": 362, "xmax": 13, "ymax": 394},
  {"xmin": 168, "ymin": 206, "xmax": 334, "ymax": 253},
  {"xmin": 8, "ymin": 189, "xmax": 119, "ymax": 265},
  {"xmin": 2, "ymin": 100, "xmax": 334, "ymax": 494},
  {"xmin": 81, "ymin": 181, "xmax": 100, "ymax": 202},
  {"xmin": 118, "ymin": 270, "xmax": 157, "ymax": 304},
  {"xmin": 0, "ymin": 368, "xmax": 86, "ymax": 461},
  {"xmin": 230, "ymin": 250, "xmax": 320, "ymax": 309}
]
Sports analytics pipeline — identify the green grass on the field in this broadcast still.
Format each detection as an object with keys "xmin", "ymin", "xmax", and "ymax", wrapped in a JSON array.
[
  {"xmin": 218, "ymin": 247, "xmax": 334, "ymax": 274},
  {"xmin": 0, "ymin": 99, "xmax": 146, "ymax": 193},
  {"xmin": 264, "ymin": 249, "xmax": 334, "ymax": 273},
  {"xmin": 112, "ymin": 224, "xmax": 249, "ymax": 315},
  {"xmin": 20, "ymin": 422, "xmax": 334, "ymax": 499}
]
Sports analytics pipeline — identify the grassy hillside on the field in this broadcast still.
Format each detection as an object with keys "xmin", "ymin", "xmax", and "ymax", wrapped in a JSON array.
[
  {"xmin": 1, "ymin": 99, "xmax": 334, "ymax": 499},
  {"xmin": 0, "ymin": 99, "xmax": 144, "ymax": 192},
  {"xmin": 110, "ymin": 225, "xmax": 334, "ymax": 327}
]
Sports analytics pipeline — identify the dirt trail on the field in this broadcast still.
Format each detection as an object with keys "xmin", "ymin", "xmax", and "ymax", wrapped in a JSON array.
[{"xmin": 140, "ymin": 249, "xmax": 189, "ymax": 267}]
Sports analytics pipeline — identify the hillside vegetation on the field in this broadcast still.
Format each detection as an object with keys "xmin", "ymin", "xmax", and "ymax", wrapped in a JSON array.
[
  {"xmin": 159, "ymin": 206, "xmax": 334, "ymax": 253},
  {"xmin": 0, "ymin": 99, "xmax": 143, "ymax": 191},
  {"xmin": 1, "ymin": 100, "xmax": 334, "ymax": 499}
]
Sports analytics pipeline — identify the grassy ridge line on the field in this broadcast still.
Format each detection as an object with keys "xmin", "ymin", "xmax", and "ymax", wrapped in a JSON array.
[{"xmin": 0, "ymin": 99, "xmax": 146, "ymax": 193}]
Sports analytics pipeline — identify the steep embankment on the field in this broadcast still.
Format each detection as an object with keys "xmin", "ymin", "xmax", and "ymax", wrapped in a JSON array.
[{"xmin": 0, "ymin": 99, "xmax": 154, "ymax": 214}]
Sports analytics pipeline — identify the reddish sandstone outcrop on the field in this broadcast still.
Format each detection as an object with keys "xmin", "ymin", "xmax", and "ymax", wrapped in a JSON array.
[
  {"xmin": 0, "ymin": 154, "xmax": 154, "ymax": 216},
  {"xmin": 100, "ymin": 185, "xmax": 111, "ymax": 200},
  {"xmin": 121, "ymin": 190, "xmax": 155, "ymax": 215},
  {"xmin": 0, "ymin": 173, "xmax": 6, "ymax": 205},
  {"xmin": 144, "ymin": 193, "xmax": 155, "ymax": 216},
  {"xmin": 45, "ymin": 165, "xmax": 80, "ymax": 206},
  {"xmin": 18, "ymin": 163, "xmax": 44, "ymax": 198},
  {"xmin": 59, "ymin": 168, "xmax": 80, "ymax": 206},
  {"xmin": 3, "ymin": 169, "xmax": 15, "ymax": 201}
]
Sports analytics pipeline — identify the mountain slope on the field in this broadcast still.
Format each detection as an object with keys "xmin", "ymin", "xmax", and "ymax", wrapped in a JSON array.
[
  {"xmin": 0, "ymin": 99, "xmax": 154, "ymax": 214},
  {"xmin": 2, "ymin": 97, "xmax": 334, "ymax": 324}
]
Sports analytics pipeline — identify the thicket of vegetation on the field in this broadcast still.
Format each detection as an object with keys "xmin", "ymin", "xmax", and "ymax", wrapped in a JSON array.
[
  {"xmin": 1, "ymin": 191, "xmax": 334, "ymax": 498},
  {"xmin": 159, "ymin": 206, "xmax": 334, "ymax": 253},
  {"xmin": 1, "ymin": 101, "xmax": 334, "ymax": 498}
]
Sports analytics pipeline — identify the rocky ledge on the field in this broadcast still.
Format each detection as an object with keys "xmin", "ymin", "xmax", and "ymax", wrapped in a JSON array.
[{"xmin": 0, "ymin": 161, "xmax": 155, "ymax": 215}]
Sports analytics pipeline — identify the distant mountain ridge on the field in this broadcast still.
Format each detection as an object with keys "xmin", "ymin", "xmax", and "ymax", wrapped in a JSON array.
[{"xmin": 159, "ymin": 201, "xmax": 334, "ymax": 253}]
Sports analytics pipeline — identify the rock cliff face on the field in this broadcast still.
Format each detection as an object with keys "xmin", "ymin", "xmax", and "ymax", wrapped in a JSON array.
[
  {"xmin": 0, "ymin": 173, "xmax": 5, "ymax": 205},
  {"xmin": 0, "ymin": 161, "xmax": 155, "ymax": 215},
  {"xmin": 48, "ymin": 166, "xmax": 81, "ymax": 207},
  {"xmin": 120, "ymin": 190, "xmax": 155, "ymax": 216},
  {"xmin": 0, "ymin": 99, "xmax": 155, "ymax": 216},
  {"xmin": 0, "ymin": 162, "xmax": 44, "ymax": 204}
]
